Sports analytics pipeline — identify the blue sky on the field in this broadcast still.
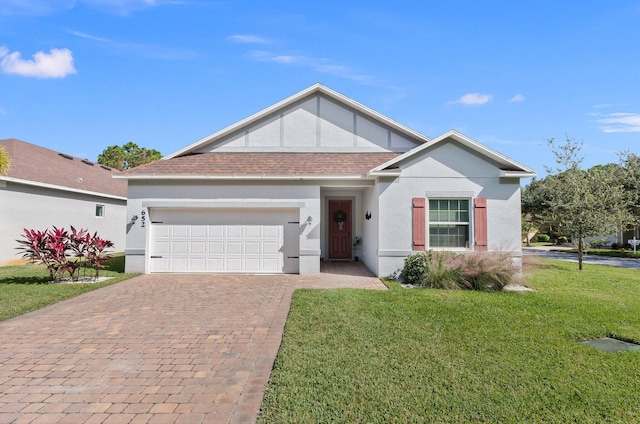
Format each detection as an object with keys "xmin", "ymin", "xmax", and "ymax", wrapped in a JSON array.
[{"xmin": 1, "ymin": 1, "xmax": 639, "ymax": 179}]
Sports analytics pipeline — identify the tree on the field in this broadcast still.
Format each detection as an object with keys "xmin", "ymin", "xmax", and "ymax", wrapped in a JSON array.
[
  {"xmin": 0, "ymin": 145, "xmax": 10, "ymax": 175},
  {"xmin": 544, "ymin": 136, "xmax": 629, "ymax": 269},
  {"xmin": 97, "ymin": 142, "xmax": 162, "ymax": 171},
  {"xmin": 618, "ymin": 151, "xmax": 640, "ymax": 231}
]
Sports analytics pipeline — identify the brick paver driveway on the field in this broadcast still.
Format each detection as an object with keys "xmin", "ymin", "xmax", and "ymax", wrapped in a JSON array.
[{"xmin": 0, "ymin": 264, "xmax": 385, "ymax": 424}]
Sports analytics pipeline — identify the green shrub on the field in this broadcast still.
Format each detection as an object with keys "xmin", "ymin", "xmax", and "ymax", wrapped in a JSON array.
[
  {"xmin": 588, "ymin": 237, "xmax": 609, "ymax": 249},
  {"xmin": 535, "ymin": 233, "xmax": 550, "ymax": 242},
  {"xmin": 556, "ymin": 236, "xmax": 569, "ymax": 244},
  {"xmin": 400, "ymin": 251, "xmax": 430, "ymax": 285}
]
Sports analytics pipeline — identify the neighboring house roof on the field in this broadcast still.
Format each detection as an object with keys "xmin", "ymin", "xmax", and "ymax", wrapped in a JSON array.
[
  {"xmin": 370, "ymin": 130, "xmax": 536, "ymax": 177},
  {"xmin": 0, "ymin": 138, "xmax": 127, "ymax": 199},
  {"xmin": 120, "ymin": 152, "xmax": 401, "ymax": 179},
  {"xmin": 165, "ymin": 83, "xmax": 431, "ymax": 159}
]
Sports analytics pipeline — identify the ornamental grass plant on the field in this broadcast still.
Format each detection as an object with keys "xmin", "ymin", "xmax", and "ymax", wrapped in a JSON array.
[{"xmin": 400, "ymin": 250, "xmax": 518, "ymax": 291}]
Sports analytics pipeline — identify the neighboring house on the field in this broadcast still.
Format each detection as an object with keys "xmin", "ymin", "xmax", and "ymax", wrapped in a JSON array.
[
  {"xmin": 0, "ymin": 139, "xmax": 127, "ymax": 265},
  {"xmin": 118, "ymin": 84, "xmax": 535, "ymax": 277}
]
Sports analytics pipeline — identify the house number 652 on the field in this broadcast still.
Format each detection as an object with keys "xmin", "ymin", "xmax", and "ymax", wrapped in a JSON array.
[{"xmin": 141, "ymin": 210, "xmax": 146, "ymax": 227}]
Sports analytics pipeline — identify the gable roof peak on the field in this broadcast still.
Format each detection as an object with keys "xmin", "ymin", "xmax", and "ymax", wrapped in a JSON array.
[
  {"xmin": 164, "ymin": 83, "xmax": 431, "ymax": 159},
  {"xmin": 370, "ymin": 130, "xmax": 536, "ymax": 177}
]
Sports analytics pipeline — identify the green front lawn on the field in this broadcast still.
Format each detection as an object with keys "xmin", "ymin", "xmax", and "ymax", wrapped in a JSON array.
[
  {"xmin": 259, "ymin": 260, "xmax": 640, "ymax": 423},
  {"xmin": 0, "ymin": 254, "xmax": 138, "ymax": 322}
]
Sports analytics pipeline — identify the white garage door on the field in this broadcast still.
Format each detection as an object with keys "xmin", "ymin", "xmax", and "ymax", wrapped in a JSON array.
[{"xmin": 149, "ymin": 208, "xmax": 299, "ymax": 273}]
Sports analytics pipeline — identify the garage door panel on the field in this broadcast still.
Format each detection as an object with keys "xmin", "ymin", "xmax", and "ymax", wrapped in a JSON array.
[
  {"xmin": 154, "ymin": 241, "xmax": 171, "ymax": 255},
  {"xmin": 172, "ymin": 226, "xmax": 189, "ymax": 237},
  {"xmin": 191, "ymin": 241, "xmax": 206, "ymax": 254},
  {"xmin": 190, "ymin": 258, "xmax": 206, "ymax": 271},
  {"xmin": 245, "ymin": 226, "xmax": 261, "ymax": 237},
  {"xmin": 172, "ymin": 242, "xmax": 188, "ymax": 254},
  {"xmin": 150, "ymin": 209, "xmax": 299, "ymax": 273},
  {"xmin": 207, "ymin": 258, "xmax": 224, "ymax": 270},
  {"xmin": 263, "ymin": 241, "xmax": 280, "ymax": 254},
  {"xmin": 171, "ymin": 258, "xmax": 188, "ymax": 272},
  {"xmin": 209, "ymin": 226, "xmax": 224, "ymax": 237},
  {"xmin": 209, "ymin": 241, "xmax": 224, "ymax": 254},
  {"xmin": 227, "ymin": 226, "xmax": 243, "ymax": 238},
  {"xmin": 155, "ymin": 226, "xmax": 170, "ymax": 238},
  {"xmin": 263, "ymin": 258, "xmax": 280, "ymax": 271},
  {"xmin": 226, "ymin": 258, "xmax": 243, "ymax": 271},
  {"xmin": 227, "ymin": 242, "xmax": 243, "ymax": 254},
  {"xmin": 244, "ymin": 258, "xmax": 261, "ymax": 272},
  {"xmin": 191, "ymin": 226, "xmax": 206, "ymax": 238}
]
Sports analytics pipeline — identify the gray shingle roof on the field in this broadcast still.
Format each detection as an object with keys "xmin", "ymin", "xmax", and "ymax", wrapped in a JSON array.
[{"xmin": 121, "ymin": 152, "xmax": 401, "ymax": 177}]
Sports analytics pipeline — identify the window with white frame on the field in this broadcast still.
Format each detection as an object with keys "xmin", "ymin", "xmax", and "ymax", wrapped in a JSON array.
[
  {"xmin": 428, "ymin": 199, "xmax": 470, "ymax": 248},
  {"xmin": 95, "ymin": 204, "xmax": 105, "ymax": 218}
]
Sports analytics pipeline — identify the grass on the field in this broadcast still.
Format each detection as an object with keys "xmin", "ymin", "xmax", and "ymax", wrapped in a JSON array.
[
  {"xmin": 259, "ymin": 259, "xmax": 640, "ymax": 423},
  {"xmin": 0, "ymin": 253, "xmax": 138, "ymax": 322}
]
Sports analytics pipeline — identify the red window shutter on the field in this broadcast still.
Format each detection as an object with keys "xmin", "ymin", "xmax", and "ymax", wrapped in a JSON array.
[
  {"xmin": 412, "ymin": 198, "xmax": 425, "ymax": 251},
  {"xmin": 474, "ymin": 198, "xmax": 488, "ymax": 251}
]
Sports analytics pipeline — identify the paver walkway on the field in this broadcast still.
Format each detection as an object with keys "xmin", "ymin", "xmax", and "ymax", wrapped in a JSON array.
[{"xmin": 0, "ymin": 263, "xmax": 386, "ymax": 424}]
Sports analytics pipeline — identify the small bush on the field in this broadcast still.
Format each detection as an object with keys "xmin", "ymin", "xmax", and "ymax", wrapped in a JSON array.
[
  {"xmin": 400, "ymin": 251, "xmax": 430, "ymax": 285},
  {"xmin": 588, "ymin": 237, "xmax": 610, "ymax": 249},
  {"xmin": 535, "ymin": 233, "xmax": 550, "ymax": 242},
  {"xmin": 556, "ymin": 236, "xmax": 569, "ymax": 244},
  {"xmin": 400, "ymin": 250, "xmax": 518, "ymax": 291}
]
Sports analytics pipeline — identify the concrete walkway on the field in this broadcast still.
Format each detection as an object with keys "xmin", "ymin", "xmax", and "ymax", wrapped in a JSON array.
[{"xmin": 0, "ymin": 263, "xmax": 386, "ymax": 424}]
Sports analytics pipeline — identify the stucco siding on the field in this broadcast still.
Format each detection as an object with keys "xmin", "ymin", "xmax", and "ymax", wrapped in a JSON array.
[
  {"xmin": 375, "ymin": 142, "xmax": 523, "ymax": 277},
  {"xmin": 0, "ymin": 181, "xmax": 126, "ymax": 266},
  {"xmin": 361, "ymin": 185, "xmax": 379, "ymax": 275},
  {"xmin": 193, "ymin": 94, "xmax": 420, "ymax": 153}
]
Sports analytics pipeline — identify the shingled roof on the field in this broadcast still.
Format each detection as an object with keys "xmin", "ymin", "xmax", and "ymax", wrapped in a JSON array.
[
  {"xmin": 120, "ymin": 152, "xmax": 402, "ymax": 178},
  {"xmin": 0, "ymin": 138, "xmax": 127, "ymax": 198}
]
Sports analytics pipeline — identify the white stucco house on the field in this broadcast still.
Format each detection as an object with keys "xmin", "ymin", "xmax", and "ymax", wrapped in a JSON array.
[
  {"xmin": 118, "ymin": 84, "xmax": 535, "ymax": 277},
  {"xmin": 0, "ymin": 139, "xmax": 127, "ymax": 266}
]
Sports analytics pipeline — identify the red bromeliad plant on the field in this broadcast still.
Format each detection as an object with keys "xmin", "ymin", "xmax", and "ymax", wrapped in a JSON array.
[
  {"xmin": 16, "ymin": 228, "xmax": 59, "ymax": 281},
  {"xmin": 16, "ymin": 226, "xmax": 114, "ymax": 282},
  {"xmin": 86, "ymin": 232, "xmax": 114, "ymax": 278}
]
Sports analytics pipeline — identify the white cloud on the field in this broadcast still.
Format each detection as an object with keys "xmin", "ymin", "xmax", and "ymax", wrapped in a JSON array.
[
  {"xmin": 227, "ymin": 35, "xmax": 269, "ymax": 44},
  {"xmin": 65, "ymin": 30, "xmax": 199, "ymax": 60},
  {"xmin": 66, "ymin": 29, "xmax": 110, "ymax": 42},
  {"xmin": 0, "ymin": 46, "xmax": 76, "ymax": 78},
  {"xmin": 509, "ymin": 93, "xmax": 525, "ymax": 103},
  {"xmin": 451, "ymin": 92, "xmax": 493, "ymax": 106},
  {"xmin": 596, "ymin": 112, "xmax": 640, "ymax": 133},
  {"xmin": 0, "ymin": 0, "xmax": 176, "ymax": 16},
  {"xmin": 246, "ymin": 50, "xmax": 378, "ymax": 86}
]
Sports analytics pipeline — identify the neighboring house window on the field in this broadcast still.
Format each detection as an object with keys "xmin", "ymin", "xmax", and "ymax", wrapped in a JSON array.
[
  {"xmin": 428, "ymin": 199, "xmax": 469, "ymax": 248},
  {"xmin": 96, "ymin": 204, "xmax": 105, "ymax": 218}
]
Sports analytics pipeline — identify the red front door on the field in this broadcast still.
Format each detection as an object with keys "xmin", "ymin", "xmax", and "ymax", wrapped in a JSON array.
[{"xmin": 328, "ymin": 200, "xmax": 352, "ymax": 260}]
